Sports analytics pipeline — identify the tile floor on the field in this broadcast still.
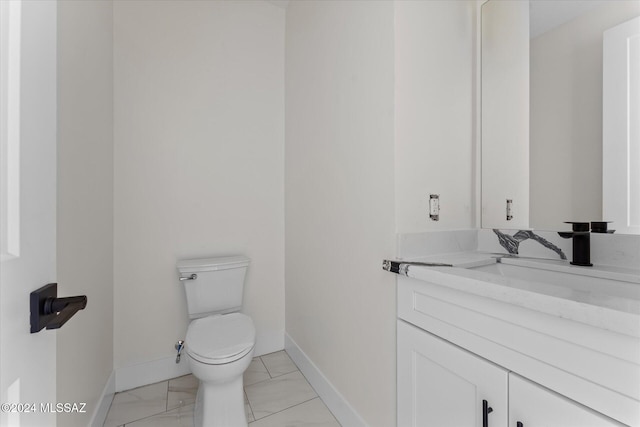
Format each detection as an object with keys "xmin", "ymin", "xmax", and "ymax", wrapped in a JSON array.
[{"xmin": 103, "ymin": 350, "xmax": 341, "ymax": 427}]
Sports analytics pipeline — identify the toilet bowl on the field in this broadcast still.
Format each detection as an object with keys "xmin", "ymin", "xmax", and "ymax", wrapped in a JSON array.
[
  {"xmin": 186, "ymin": 313, "xmax": 255, "ymax": 427},
  {"xmin": 177, "ymin": 256, "xmax": 255, "ymax": 427}
]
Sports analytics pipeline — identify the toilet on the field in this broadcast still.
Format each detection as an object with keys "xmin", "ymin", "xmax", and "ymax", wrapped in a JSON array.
[{"xmin": 177, "ymin": 256, "xmax": 255, "ymax": 427}]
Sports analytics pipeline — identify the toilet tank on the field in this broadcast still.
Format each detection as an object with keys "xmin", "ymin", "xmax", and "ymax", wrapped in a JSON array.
[{"xmin": 177, "ymin": 256, "xmax": 250, "ymax": 319}]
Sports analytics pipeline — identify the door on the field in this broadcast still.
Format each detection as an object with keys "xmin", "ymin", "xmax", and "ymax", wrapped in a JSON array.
[
  {"xmin": 1, "ymin": 1, "xmax": 57, "ymax": 426},
  {"xmin": 397, "ymin": 320, "xmax": 508, "ymax": 427},
  {"xmin": 509, "ymin": 374, "xmax": 626, "ymax": 427}
]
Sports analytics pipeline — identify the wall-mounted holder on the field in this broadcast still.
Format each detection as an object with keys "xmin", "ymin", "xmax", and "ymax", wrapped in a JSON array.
[
  {"xmin": 506, "ymin": 199, "xmax": 513, "ymax": 221},
  {"xmin": 30, "ymin": 283, "xmax": 87, "ymax": 333},
  {"xmin": 429, "ymin": 194, "xmax": 440, "ymax": 221}
]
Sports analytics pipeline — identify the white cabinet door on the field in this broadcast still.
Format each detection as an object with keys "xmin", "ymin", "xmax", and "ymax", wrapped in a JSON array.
[
  {"xmin": 398, "ymin": 320, "xmax": 508, "ymax": 427},
  {"xmin": 509, "ymin": 374, "xmax": 626, "ymax": 427}
]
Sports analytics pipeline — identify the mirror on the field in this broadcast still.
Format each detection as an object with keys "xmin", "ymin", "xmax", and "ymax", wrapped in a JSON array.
[{"xmin": 481, "ymin": 0, "xmax": 640, "ymax": 233}]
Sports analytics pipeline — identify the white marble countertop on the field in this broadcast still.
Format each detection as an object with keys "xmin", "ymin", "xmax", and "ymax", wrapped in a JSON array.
[
  {"xmin": 401, "ymin": 250, "xmax": 640, "ymax": 282},
  {"xmin": 498, "ymin": 256, "xmax": 640, "ymax": 284},
  {"xmin": 393, "ymin": 251, "xmax": 640, "ymax": 338}
]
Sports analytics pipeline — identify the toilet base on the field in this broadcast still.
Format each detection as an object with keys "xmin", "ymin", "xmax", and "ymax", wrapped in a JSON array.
[
  {"xmin": 194, "ymin": 375, "xmax": 247, "ymax": 427},
  {"xmin": 186, "ymin": 314, "xmax": 255, "ymax": 427}
]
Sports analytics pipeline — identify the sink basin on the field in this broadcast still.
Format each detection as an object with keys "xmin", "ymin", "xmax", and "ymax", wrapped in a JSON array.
[{"xmin": 468, "ymin": 259, "xmax": 640, "ymax": 316}]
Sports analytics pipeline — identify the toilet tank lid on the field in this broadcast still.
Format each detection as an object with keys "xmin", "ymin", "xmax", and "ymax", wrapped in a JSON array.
[{"xmin": 177, "ymin": 256, "xmax": 250, "ymax": 273}]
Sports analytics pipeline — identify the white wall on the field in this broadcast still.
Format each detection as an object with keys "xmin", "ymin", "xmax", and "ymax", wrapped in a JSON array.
[
  {"xmin": 530, "ymin": 1, "xmax": 640, "ymax": 230},
  {"xmin": 481, "ymin": 0, "xmax": 529, "ymax": 229},
  {"xmin": 285, "ymin": 2, "xmax": 396, "ymax": 426},
  {"xmin": 53, "ymin": 2, "xmax": 478, "ymax": 424},
  {"xmin": 56, "ymin": 1, "xmax": 114, "ymax": 425},
  {"xmin": 395, "ymin": 0, "xmax": 477, "ymax": 233},
  {"xmin": 113, "ymin": 0, "xmax": 285, "ymax": 372},
  {"xmin": 285, "ymin": 2, "xmax": 476, "ymax": 425}
]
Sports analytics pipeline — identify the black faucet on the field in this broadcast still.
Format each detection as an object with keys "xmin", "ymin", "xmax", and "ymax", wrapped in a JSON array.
[
  {"xmin": 591, "ymin": 221, "xmax": 615, "ymax": 234},
  {"xmin": 558, "ymin": 222, "xmax": 592, "ymax": 266}
]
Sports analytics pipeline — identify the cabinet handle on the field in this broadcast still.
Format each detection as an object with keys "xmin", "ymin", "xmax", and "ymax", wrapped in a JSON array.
[
  {"xmin": 482, "ymin": 400, "xmax": 493, "ymax": 427},
  {"xmin": 516, "ymin": 423, "xmax": 523, "ymax": 427}
]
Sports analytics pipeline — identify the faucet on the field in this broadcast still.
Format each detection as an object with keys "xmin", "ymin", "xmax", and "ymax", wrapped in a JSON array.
[
  {"xmin": 493, "ymin": 229, "xmax": 567, "ymax": 260},
  {"xmin": 558, "ymin": 222, "xmax": 592, "ymax": 266}
]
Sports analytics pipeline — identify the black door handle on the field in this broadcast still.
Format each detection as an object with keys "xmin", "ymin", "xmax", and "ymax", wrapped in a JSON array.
[
  {"xmin": 30, "ymin": 283, "xmax": 87, "ymax": 333},
  {"xmin": 482, "ymin": 400, "xmax": 493, "ymax": 427}
]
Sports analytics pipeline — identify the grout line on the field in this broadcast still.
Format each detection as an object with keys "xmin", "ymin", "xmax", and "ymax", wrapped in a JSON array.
[
  {"xmin": 244, "ymin": 375, "xmax": 275, "ymax": 388},
  {"xmin": 244, "ymin": 368, "xmax": 301, "ymax": 389},
  {"xmin": 258, "ymin": 355, "xmax": 274, "ymax": 378},
  {"xmin": 104, "ymin": 381, "xmax": 170, "ymax": 427},
  {"xmin": 244, "ymin": 389, "xmax": 256, "ymax": 423},
  {"xmin": 256, "ymin": 357, "xmax": 269, "ymax": 378},
  {"xmin": 119, "ymin": 403, "xmax": 196, "ymax": 427},
  {"xmin": 110, "ymin": 355, "xmax": 330, "ymax": 426},
  {"xmin": 249, "ymin": 396, "xmax": 319, "ymax": 422},
  {"xmin": 266, "ymin": 368, "xmax": 299, "ymax": 379},
  {"xmin": 112, "ymin": 407, "xmax": 168, "ymax": 427},
  {"xmin": 165, "ymin": 378, "xmax": 169, "ymax": 413},
  {"xmin": 259, "ymin": 350, "xmax": 296, "ymax": 378}
]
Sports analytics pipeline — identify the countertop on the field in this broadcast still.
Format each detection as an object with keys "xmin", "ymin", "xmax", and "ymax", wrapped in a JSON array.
[{"xmin": 389, "ymin": 251, "xmax": 640, "ymax": 338}]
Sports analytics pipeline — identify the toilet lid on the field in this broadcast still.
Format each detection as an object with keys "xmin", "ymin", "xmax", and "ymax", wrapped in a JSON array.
[{"xmin": 186, "ymin": 313, "xmax": 255, "ymax": 364}]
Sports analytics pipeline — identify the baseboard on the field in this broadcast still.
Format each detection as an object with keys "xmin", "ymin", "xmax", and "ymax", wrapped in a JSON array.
[
  {"xmin": 90, "ymin": 370, "xmax": 115, "ymax": 427},
  {"xmin": 115, "ymin": 331, "xmax": 284, "ymax": 392},
  {"xmin": 285, "ymin": 333, "xmax": 368, "ymax": 427},
  {"xmin": 115, "ymin": 355, "xmax": 192, "ymax": 392}
]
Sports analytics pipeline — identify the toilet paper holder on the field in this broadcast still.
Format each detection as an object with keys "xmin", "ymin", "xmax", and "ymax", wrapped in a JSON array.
[{"xmin": 30, "ymin": 283, "xmax": 87, "ymax": 333}]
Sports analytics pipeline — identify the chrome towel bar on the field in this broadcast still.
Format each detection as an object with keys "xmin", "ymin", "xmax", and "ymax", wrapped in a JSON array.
[{"xmin": 382, "ymin": 259, "xmax": 453, "ymax": 276}]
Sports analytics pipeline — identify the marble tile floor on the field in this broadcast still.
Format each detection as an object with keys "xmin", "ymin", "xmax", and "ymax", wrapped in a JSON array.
[{"xmin": 103, "ymin": 350, "xmax": 341, "ymax": 427}]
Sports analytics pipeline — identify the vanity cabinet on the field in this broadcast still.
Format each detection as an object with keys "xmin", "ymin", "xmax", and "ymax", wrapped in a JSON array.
[
  {"xmin": 396, "ymin": 274, "xmax": 636, "ymax": 426},
  {"xmin": 398, "ymin": 320, "xmax": 626, "ymax": 427}
]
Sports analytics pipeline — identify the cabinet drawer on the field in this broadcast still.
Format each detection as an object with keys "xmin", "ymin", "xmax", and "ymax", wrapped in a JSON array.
[{"xmin": 509, "ymin": 374, "xmax": 626, "ymax": 427}]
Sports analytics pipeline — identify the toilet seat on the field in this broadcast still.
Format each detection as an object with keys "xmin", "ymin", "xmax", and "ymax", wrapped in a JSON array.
[{"xmin": 186, "ymin": 312, "xmax": 255, "ymax": 365}]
